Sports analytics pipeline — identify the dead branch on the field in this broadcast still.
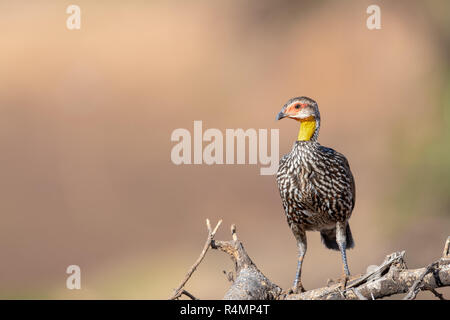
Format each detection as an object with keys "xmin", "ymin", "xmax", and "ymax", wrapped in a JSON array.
[
  {"xmin": 169, "ymin": 219, "xmax": 222, "ymax": 300},
  {"xmin": 178, "ymin": 289, "xmax": 198, "ymax": 300},
  {"xmin": 171, "ymin": 221, "xmax": 450, "ymax": 300},
  {"xmin": 403, "ymin": 262, "xmax": 439, "ymax": 300},
  {"xmin": 211, "ymin": 224, "xmax": 282, "ymax": 300}
]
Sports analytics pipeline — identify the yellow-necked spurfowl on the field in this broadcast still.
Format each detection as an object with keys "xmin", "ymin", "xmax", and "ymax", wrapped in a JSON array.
[{"xmin": 276, "ymin": 96, "xmax": 356, "ymax": 293}]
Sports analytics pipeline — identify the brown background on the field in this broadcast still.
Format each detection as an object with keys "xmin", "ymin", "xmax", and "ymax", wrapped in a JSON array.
[{"xmin": 0, "ymin": 0, "xmax": 449, "ymax": 299}]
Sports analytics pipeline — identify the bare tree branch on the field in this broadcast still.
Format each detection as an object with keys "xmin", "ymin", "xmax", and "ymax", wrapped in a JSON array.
[
  {"xmin": 403, "ymin": 262, "xmax": 439, "ymax": 300},
  {"xmin": 171, "ymin": 220, "xmax": 450, "ymax": 300},
  {"xmin": 169, "ymin": 219, "xmax": 222, "ymax": 300},
  {"xmin": 211, "ymin": 224, "xmax": 282, "ymax": 300}
]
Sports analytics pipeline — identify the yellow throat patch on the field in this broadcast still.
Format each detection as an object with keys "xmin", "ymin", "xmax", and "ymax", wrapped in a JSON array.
[{"xmin": 297, "ymin": 117, "xmax": 316, "ymax": 141}]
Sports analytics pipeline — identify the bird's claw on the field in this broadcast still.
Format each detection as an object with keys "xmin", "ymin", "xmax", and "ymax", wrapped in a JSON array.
[
  {"xmin": 340, "ymin": 275, "xmax": 349, "ymax": 291},
  {"xmin": 287, "ymin": 283, "xmax": 306, "ymax": 294}
]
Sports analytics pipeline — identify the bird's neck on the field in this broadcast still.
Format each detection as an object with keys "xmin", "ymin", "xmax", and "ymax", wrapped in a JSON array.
[{"xmin": 297, "ymin": 117, "xmax": 318, "ymax": 141}]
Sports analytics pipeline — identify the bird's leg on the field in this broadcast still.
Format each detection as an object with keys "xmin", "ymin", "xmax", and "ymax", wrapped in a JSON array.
[
  {"xmin": 336, "ymin": 221, "xmax": 350, "ymax": 290},
  {"xmin": 291, "ymin": 229, "xmax": 307, "ymax": 293}
]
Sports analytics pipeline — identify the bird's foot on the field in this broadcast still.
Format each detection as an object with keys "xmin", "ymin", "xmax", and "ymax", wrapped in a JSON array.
[
  {"xmin": 329, "ymin": 274, "xmax": 361, "ymax": 289},
  {"xmin": 287, "ymin": 282, "xmax": 306, "ymax": 294},
  {"xmin": 339, "ymin": 275, "xmax": 349, "ymax": 291}
]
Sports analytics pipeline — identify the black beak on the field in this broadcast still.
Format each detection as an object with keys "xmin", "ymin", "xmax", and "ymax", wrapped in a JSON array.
[{"xmin": 276, "ymin": 111, "xmax": 287, "ymax": 120}]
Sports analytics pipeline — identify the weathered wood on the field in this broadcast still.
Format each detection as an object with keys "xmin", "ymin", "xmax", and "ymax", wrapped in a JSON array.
[{"xmin": 171, "ymin": 221, "xmax": 449, "ymax": 300}]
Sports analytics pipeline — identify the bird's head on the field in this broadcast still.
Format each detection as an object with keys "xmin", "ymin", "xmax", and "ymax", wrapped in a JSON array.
[
  {"xmin": 276, "ymin": 96, "xmax": 321, "ymax": 141},
  {"xmin": 276, "ymin": 96, "xmax": 320, "ymax": 122}
]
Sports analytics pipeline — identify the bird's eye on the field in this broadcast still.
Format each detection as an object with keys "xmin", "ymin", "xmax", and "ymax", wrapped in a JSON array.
[{"xmin": 295, "ymin": 105, "xmax": 301, "ymax": 109}]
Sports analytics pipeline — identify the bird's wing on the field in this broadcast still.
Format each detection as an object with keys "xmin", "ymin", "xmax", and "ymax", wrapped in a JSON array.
[{"xmin": 306, "ymin": 146, "xmax": 355, "ymax": 220}]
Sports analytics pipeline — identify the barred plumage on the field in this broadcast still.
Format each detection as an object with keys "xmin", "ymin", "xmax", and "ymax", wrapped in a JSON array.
[
  {"xmin": 276, "ymin": 96, "xmax": 356, "ymax": 293},
  {"xmin": 277, "ymin": 141, "xmax": 355, "ymax": 230}
]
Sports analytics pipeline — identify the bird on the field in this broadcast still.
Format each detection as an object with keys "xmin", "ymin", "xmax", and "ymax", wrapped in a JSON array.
[{"xmin": 276, "ymin": 96, "xmax": 356, "ymax": 293}]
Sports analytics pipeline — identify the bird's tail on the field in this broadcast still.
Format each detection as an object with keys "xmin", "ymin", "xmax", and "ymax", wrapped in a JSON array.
[{"xmin": 320, "ymin": 224, "xmax": 354, "ymax": 251}]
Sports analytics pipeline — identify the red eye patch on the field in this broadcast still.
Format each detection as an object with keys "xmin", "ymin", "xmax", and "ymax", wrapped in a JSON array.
[{"xmin": 288, "ymin": 103, "xmax": 307, "ymax": 112}]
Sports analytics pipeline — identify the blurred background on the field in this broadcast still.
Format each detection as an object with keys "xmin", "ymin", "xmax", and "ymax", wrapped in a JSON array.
[{"xmin": 0, "ymin": 0, "xmax": 449, "ymax": 299}]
